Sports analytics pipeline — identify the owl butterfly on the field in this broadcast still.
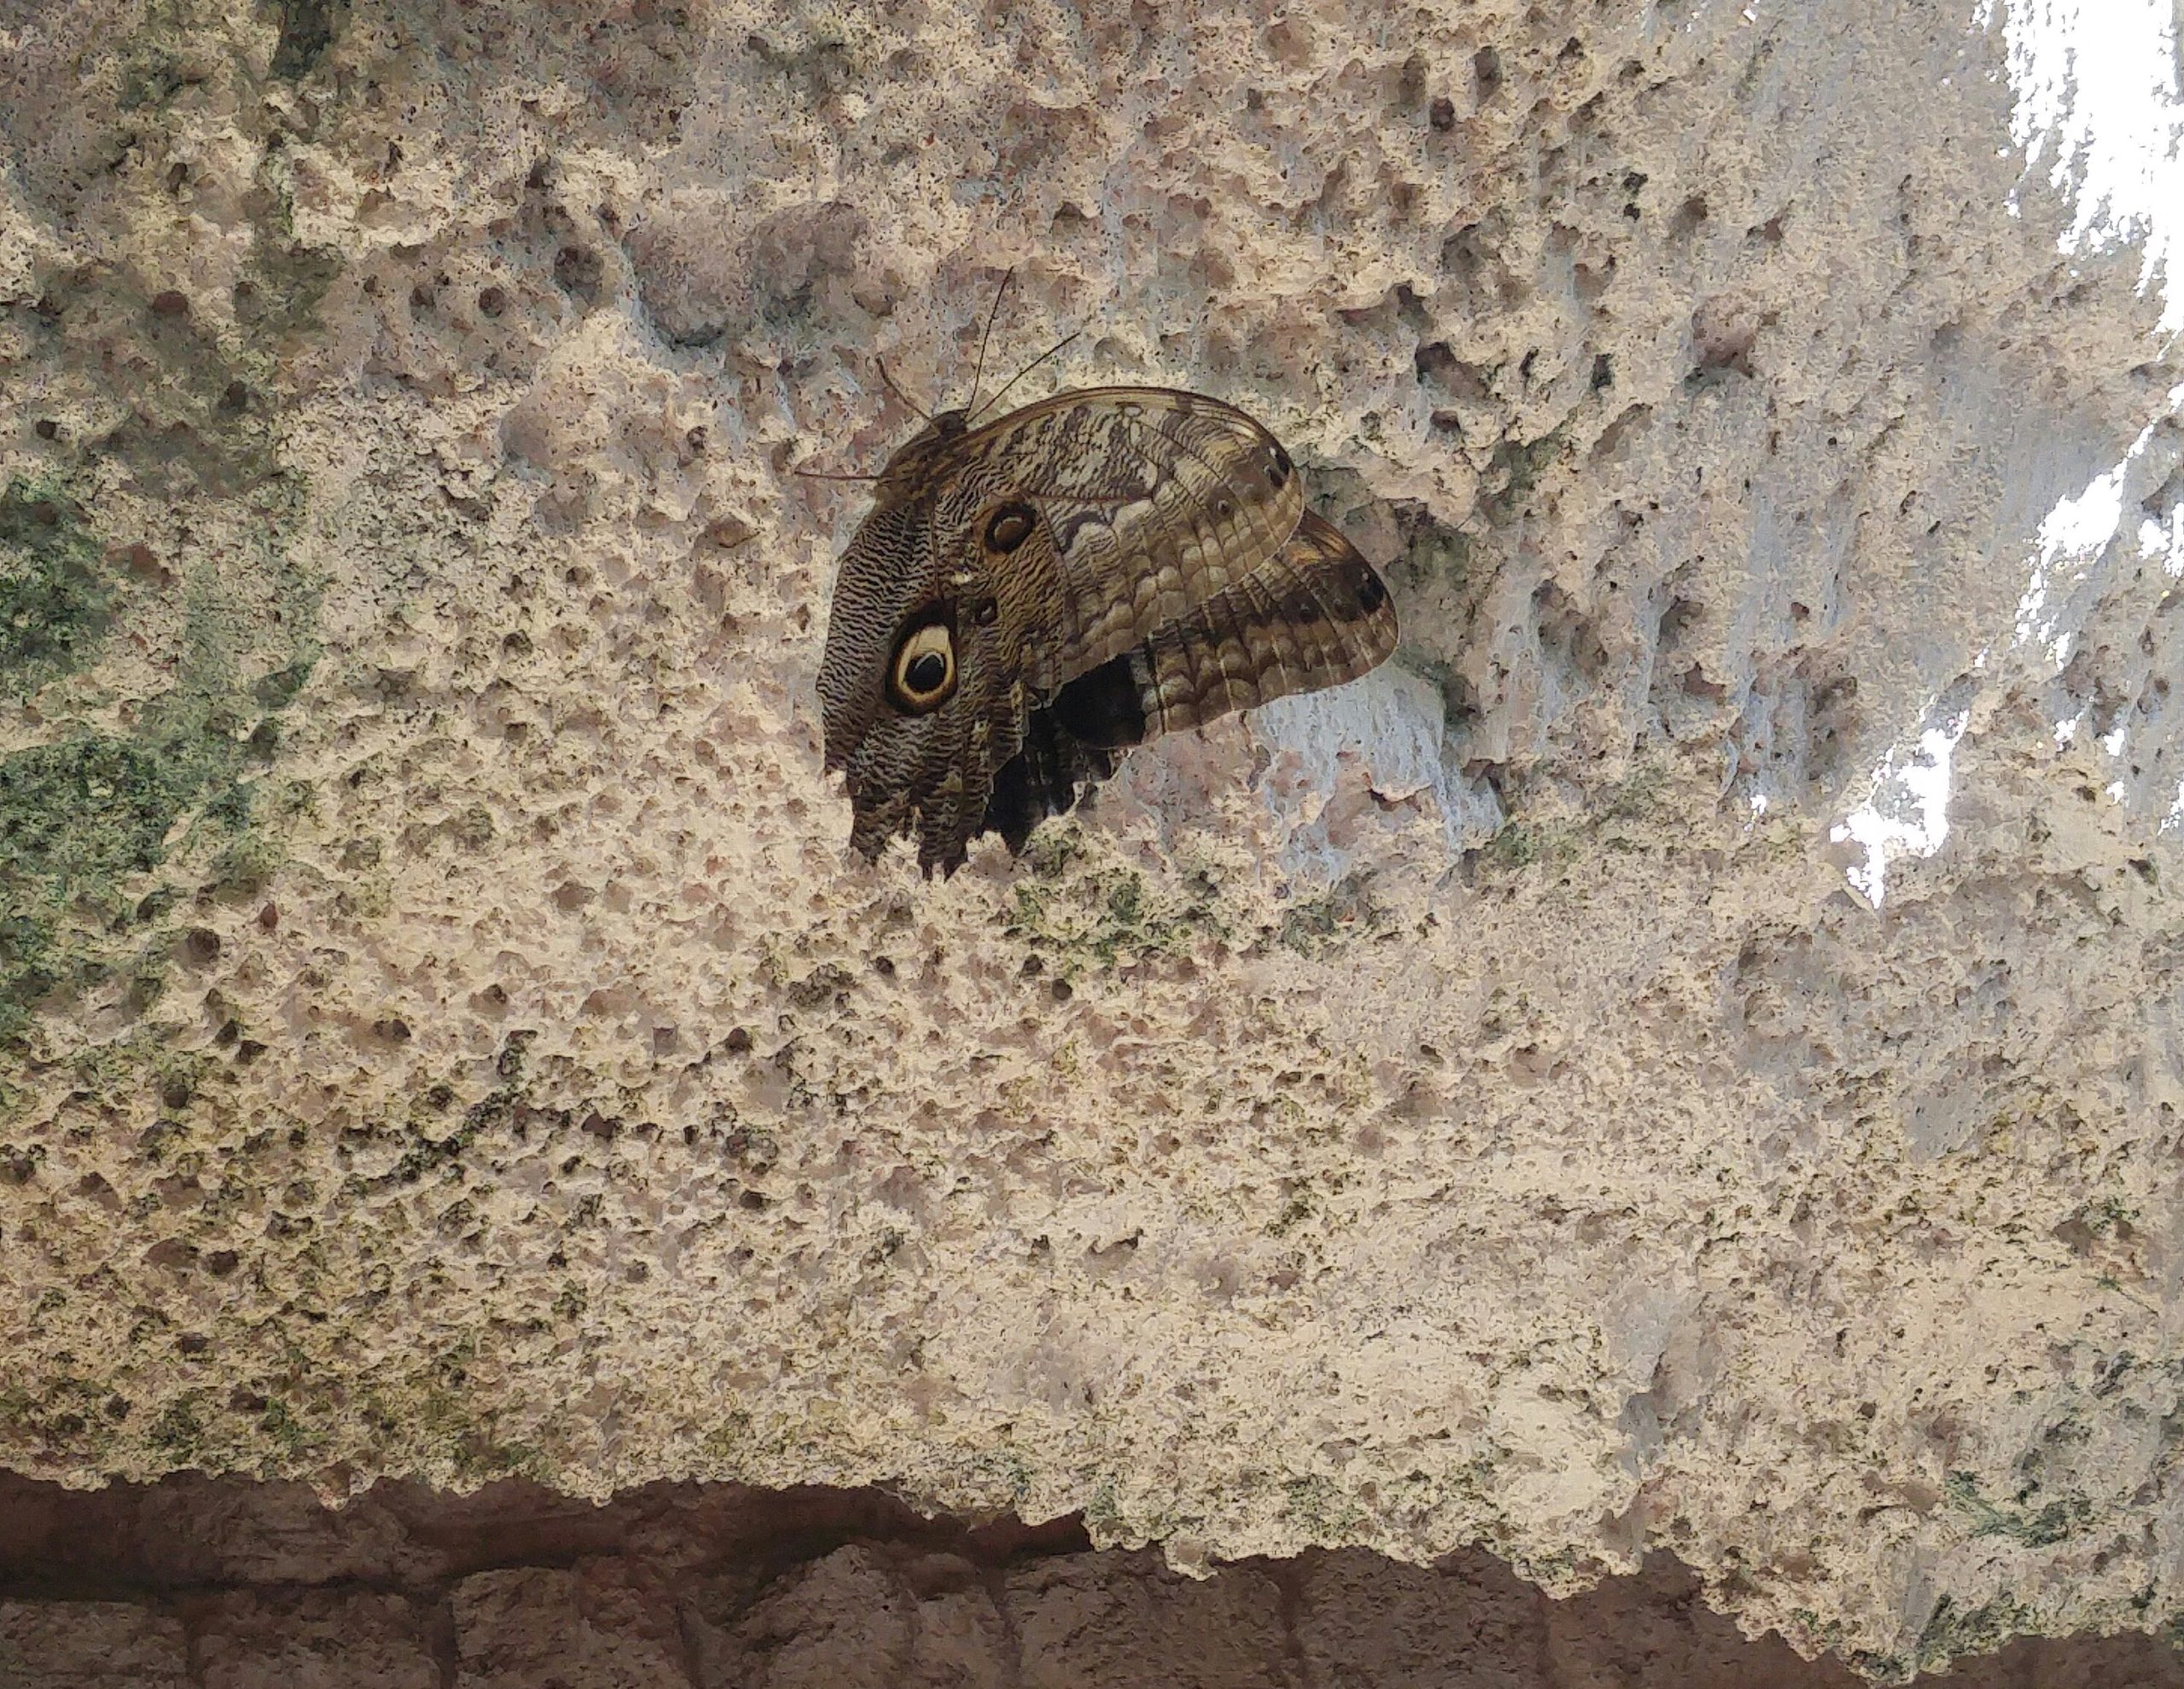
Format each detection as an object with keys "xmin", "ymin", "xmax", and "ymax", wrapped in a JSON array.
[{"xmin": 815, "ymin": 289, "xmax": 1398, "ymax": 875}]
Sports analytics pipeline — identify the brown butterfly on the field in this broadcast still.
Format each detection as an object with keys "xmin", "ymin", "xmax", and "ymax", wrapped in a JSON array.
[{"xmin": 814, "ymin": 288, "xmax": 1398, "ymax": 875}]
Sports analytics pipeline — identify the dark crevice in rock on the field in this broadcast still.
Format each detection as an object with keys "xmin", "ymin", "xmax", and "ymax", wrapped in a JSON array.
[{"xmin": 270, "ymin": 0, "xmax": 346, "ymax": 82}]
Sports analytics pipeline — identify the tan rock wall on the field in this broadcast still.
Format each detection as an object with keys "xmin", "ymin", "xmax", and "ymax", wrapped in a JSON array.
[{"xmin": 2, "ymin": 0, "xmax": 2180, "ymax": 1675}]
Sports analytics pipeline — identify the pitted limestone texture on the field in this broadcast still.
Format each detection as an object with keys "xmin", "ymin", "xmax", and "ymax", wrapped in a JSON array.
[{"xmin": 1, "ymin": 0, "xmax": 2181, "ymax": 1678}]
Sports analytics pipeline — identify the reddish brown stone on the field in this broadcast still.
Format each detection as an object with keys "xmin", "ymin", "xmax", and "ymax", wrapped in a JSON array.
[
  {"xmin": 1006, "ymin": 1551, "xmax": 1297, "ymax": 1689},
  {"xmin": 194, "ymin": 1588, "xmax": 440, "ymax": 1689},
  {"xmin": 452, "ymin": 1562, "xmax": 689, "ymax": 1689},
  {"xmin": 693, "ymin": 1544, "xmax": 913, "ymax": 1688},
  {"xmin": 4, "ymin": 1475, "xmax": 2184, "ymax": 1686},
  {"xmin": 0, "ymin": 1599, "xmax": 188, "ymax": 1687},
  {"xmin": 1294, "ymin": 1549, "xmax": 1547, "ymax": 1688}
]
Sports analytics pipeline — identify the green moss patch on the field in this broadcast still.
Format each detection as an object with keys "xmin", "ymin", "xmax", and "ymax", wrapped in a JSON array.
[
  {"xmin": 1006, "ymin": 844, "xmax": 1229, "ymax": 975},
  {"xmin": 0, "ymin": 573, "xmax": 313, "ymax": 1053},
  {"xmin": 1478, "ymin": 819, "xmax": 1577, "ymax": 873},
  {"xmin": 1275, "ymin": 871, "xmax": 1389, "ymax": 956},
  {"xmin": 2, "ymin": 726, "xmax": 240, "ymax": 1046},
  {"xmin": 0, "ymin": 482, "xmax": 113, "ymax": 697}
]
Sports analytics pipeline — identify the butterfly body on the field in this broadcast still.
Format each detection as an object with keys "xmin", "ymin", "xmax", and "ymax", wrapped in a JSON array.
[{"xmin": 817, "ymin": 386, "xmax": 1397, "ymax": 874}]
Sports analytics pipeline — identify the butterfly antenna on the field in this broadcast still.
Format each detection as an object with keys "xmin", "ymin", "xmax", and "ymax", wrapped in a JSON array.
[
  {"xmin": 875, "ymin": 357, "xmax": 932, "ymax": 424},
  {"xmin": 965, "ymin": 266, "xmax": 1016, "ymax": 415},
  {"xmin": 969, "ymin": 330, "xmax": 1081, "ymax": 423},
  {"xmin": 793, "ymin": 467, "xmax": 883, "ymax": 481}
]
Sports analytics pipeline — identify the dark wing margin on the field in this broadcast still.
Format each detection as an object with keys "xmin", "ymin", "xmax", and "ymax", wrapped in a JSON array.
[
  {"xmin": 968, "ymin": 508, "xmax": 1398, "ymax": 862},
  {"xmin": 1048, "ymin": 508, "xmax": 1397, "ymax": 746}
]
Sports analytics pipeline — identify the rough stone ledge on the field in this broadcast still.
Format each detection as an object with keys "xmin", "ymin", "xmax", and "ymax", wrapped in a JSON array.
[
  {"xmin": 5, "ymin": 0, "xmax": 2184, "ymax": 1678},
  {"xmin": 4, "ymin": 1472, "xmax": 2184, "ymax": 1689}
]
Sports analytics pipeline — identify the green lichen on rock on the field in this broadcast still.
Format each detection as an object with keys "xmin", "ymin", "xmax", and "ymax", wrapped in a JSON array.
[
  {"xmin": 1484, "ymin": 425, "xmax": 1571, "ymax": 514},
  {"xmin": 0, "ymin": 734, "xmax": 211, "ymax": 1037},
  {"xmin": 1275, "ymin": 870, "xmax": 1388, "ymax": 956},
  {"xmin": 0, "ymin": 560, "xmax": 316, "ymax": 1058},
  {"xmin": 0, "ymin": 481, "xmax": 113, "ymax": 698},
  {"xmin": 1943, "ymin": 1468, "xmax": 2094, "ymax": 1547},
  {"xmin": 1006, "ymin": 840, "xmax": 1230, "ymax": 975},
  {"xmin": 1913, "ymin": 1593, "xmax": 2038, "ymax": 1679},
  {"xmin": 1477, "ymin": 818, "xmax": 1577, "ymax": 873},
  {"xmin": 1388, "ymin": 513, "xmax": 1473, "ymax": 593}
]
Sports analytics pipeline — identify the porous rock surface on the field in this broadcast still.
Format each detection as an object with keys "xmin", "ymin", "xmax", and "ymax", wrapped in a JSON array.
[{"xmin": 1, "ymin": 0, "xmax": 2179, "ymax": 1678}]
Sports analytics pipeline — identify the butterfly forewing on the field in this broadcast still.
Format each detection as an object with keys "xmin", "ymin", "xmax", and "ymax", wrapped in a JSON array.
[
  {"xmin": 927, "ymin": 388, "xmax": 1307, "ymax": 687},
  {"xmin": 1045, "ymin": 510, "xmax": 1398, "ymax": 747}
]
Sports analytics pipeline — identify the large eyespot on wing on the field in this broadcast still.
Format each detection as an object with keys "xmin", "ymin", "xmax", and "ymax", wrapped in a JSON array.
[
  {"xmin": 837, "ymin": 675, "xmax": 1023, "ymax": 877},
  {"xmin": 830, "ymin": 594, "xmax": 1043, "ymax": 877},
  {"xmin": 817, "ymin": 388, "xmax": 1341, "ymax": 874},
  {"xmin": 1051, "ymin": 508, "xmax": 1399, "ymax": 744},
  {"xmin": 888, "ymin": 617, "xmax": 958, "ymax": 713},
  {"xmin": 926, "ymin": 387, "xmax": 1309, "ymax": 685}
]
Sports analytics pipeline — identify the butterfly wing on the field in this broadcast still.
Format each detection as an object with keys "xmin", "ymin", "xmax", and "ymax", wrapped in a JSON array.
[
  {"xmin": 1004, "ymin": 506, "xmax": 1397, "ymax": 821},
  {"xmin": 1060, "ymin": 508, "xmax": 1400, "ymax": 743},
  {"xmin": 921, "ymin": 387, "xmax": 1308, "ymax": 690},
  {"xmin": 817, "ymin": 389, "xmax": 1387, "ymax": 875},
  {"xmin": 977, "ymin": 513, "xmax": 1398, "ymax": 853}
]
